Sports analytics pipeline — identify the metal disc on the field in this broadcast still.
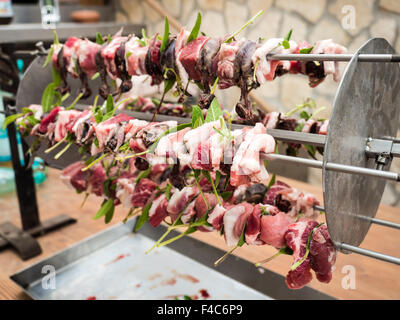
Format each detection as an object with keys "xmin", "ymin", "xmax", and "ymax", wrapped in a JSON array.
[
  {"xmin": 323, "ymin": 38, "xmax": 400, "ymax": 251},
  {"xmin": 16, "ymin": 56, "xmax": 101, "ymax": 169}
]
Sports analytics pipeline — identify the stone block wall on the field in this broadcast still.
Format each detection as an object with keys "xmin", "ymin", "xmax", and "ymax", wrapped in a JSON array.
[{"xmin": 116, "ymin": 0, "xmax": 400, "ymax": 207}]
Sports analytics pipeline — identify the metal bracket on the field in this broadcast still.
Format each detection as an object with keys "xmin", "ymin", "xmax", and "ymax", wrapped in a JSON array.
[
  {"xmin": 0, "ymin": 223, "xmax": 42, "ymax": 260},
  {"xmin": 0, "ymin": 215, "xmax": 77, "ymax": 260}
]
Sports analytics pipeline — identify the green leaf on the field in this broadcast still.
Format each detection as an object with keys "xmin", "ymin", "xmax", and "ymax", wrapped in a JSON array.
[
  {"xmin": 220, "ymin": 191, "xmax": 232, "ymax": 201},
  {"xmin": 164, "ymin": 78, "xmax": 176, "ymax": 94},
  {"xmin": 280, "ymin": 246, "xmax": 294, "ymax": 255},
  {"xmin": 267, "ymin": 173, "xmax": 276, "ymax": 189},
  {"xmin": 136, "ymin": 165, "xmax": 152, "ymax": 184},
  {"xmin": 43, "ymin": 46, "xmax": 54, "ymax": 68},
  {"xmin": 104, "ymin": 201, "xmax": 115, "ymax": 224},
  {"xmin": 237, "ymin": 222, "xmax": 247, "ymax": 247},
  {"xmin": 93, "ymin": 199, "xmax": 114, "ymax": 220},
  {"xmin": 304, "ymin": 144, "xmax": 316, "ymax": 159},
  {"xmin": 294, "ymin": 123, "xmax": 305, "ymax": 132},
  {"xmin": 300, "ymin": 110, "xmax": 310, "ymax": 120},
  {"xmin": 160, "ymin": 16, "xmax": 170, "ymax": 53},
  {"xmin": 25, "ymin": 115, "xmax": 40, "ymax": 127},
  {"xmin": 106, "ymin": 94, "xmax": 114, "ymax": 113},
  {"xmin": 41, "ymin": 83, "xmax": 56, "ymax": 113},
  {"xmin": 94, "ymin": 108, "xmax": 103, "ymax": 124},
  {"xmin": 53, "ymin": 30, "xmax": 60, "ymax": 45},
  {"xmin": 205, "ymin": 97, "xmax": 223, "ymax": 123},
  {"xmin": 66, "ymin": 92, "xmax": 83, "ymax": 110},
  {"xmin": 215, "ymin": 171, "xmax": 221, "ymax": 188},
  {"xmin": 91, "ymin": 72, "xmax": 100, "ymax": 80},
  {"xmin": 183, "ymin": 295, "xmax": 192, "ymax": 300},
  {"xmin": 284, "ymin": 28, "xmax": 292, "ymax": 42},
  {"xmin": 291, "ymin": 223, "xmax": 323, "ymax": 271},
  {"xmin": 96, "ymin": 32, "xmax": 105, "ymax": 45},
  {"xmin": 2, "ymin": 113, "xmax": 23, "ymax": 130},
  {"xmin": 191, "ymin": 105, "xmax": 204, "ymax": 128},
  {"xmin": 54, "ymin": 91, "xmax": 62, "ymax": 106},
  {"xmin": 52, "ymin": 66, "xmax": 61, "ymax": 86},
  {"xmin": 210, "ymin": 77, "xmax": 219, "ymax": 95},
  {"xmin": 224, "ymin": 9, "xmax": 263, "ymax": 43},
  {"xmin": 187, "ymin": 12, "xmax": 202, "ymax": 44},
  {"xmin": 282, "ymin": 40, "xmax": 290, "ymax": 49},
  {"xmin": 299, "ymin": 46, "xmax": 314, "ymax": 54},
  {"xmin": 107, "ymin": 34, "xmax": 112, "ymax": 44},
  {"xmin": 61, "ymin": 92, "xmax": 70, "ymax": 103},
  {"xmin": 142, "ymin": 28, "xmax": 147, "ymax": 41},
  {"xmin": 137, "ymin": 38, "xmax": 146, "ymax": 47},
  {"xmin": 135, "ymin": 202, "xmax": 152, "ymax": 231},
  {"xmin": 165, "ymin": 183, "xmax": 173, "ymax": 201}
]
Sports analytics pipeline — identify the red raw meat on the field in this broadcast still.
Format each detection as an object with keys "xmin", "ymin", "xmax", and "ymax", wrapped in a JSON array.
[
  {"xmin": 61, "ymin": 161, "xmax": 90, "ymax": 192},
  {"xmin": 263, "ymin": 181, "xmax": 291, "ymax": 205},
  {"xmin": 88, "ymin": 164, "xmax": 107, "ymax": 197},
  {"xmin": 131, "ymin": 178, "xmax": 157, "ymax": 208},
  {"xmin": 260, "ymin": 211, "xmax": 292, "ymax": 248},
  {"xmin": 179, "ymin": 36, "xmax": 209, "ymax": 81},
  {"xmin": 38, "ymin": 107, "xmax": 62, "ymax": 134},
  {"xmin": 309, "ymin": 224, "xmax": 336, "ymax": 283},
  {"xmin": 285, "ymin": 220, "xmax": 319, "ymax": 289},
  {"xmin": 245, "ymin": 204, "xmax": 263, "ymax": 245}
]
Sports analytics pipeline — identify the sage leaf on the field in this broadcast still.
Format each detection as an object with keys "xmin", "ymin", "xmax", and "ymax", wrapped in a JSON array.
[
  {"xmin": 43, "ymin": 46, "xmax": 54, "ymax": 68},
  {"xmin": 160, "ymin": 16, "xmax": 169, "ymax": 53},
  {"xmin": 299, "ymin": 46, "xmax": 314, "ymax": 54},
  {"xmin": 41, "ymin": 83, "xmax": 56, "ymax": 113},
  {"xmin": 93, "ymin": 199, "xmax": 114, "ymax": 220},
  {"xmin": 187, "ymin": 12, "xmax": 202, "ymax": 44},
  {"xmin": 191, "ymin": 105, "xmax": 204, "ymax": 128},
  {"xmin": 2, "ymin": 113, "xmax": 23, "ymax": 130},
  {"xmin": 96, "ymin": 32, "xmax": 104, "ymax": 45},
  {"xmin": 135, "ymin": 202, "xmax": 152, "ymax": 231},
  {"xmin": 205, "ymin": 97, "xmax": 223, "ymax": 123}
]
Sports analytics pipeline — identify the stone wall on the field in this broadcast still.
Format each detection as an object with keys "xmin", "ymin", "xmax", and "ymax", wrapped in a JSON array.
[{"xmin": 116, "ymin": 0, "xmax": 400, "ymax": 207}]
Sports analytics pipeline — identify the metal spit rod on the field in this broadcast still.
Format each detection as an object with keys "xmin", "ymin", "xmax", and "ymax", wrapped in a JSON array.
[
  {"xmin": 266, "ymin": 153, "xmax": 400, "ymax": 182},
  {"xmin": 314, "ymin": 205, "xmax": 400, "ymax": 230},
  {"xmin": 335, "ymin": 242, "xmax": 400, "ymax": 265},
  {"xmin": 267, "ymin": 53, "xmax": 400, "ymax": 62}
]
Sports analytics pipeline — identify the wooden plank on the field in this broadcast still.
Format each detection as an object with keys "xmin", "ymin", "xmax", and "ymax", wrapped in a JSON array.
[{"xmin": 0, "ymin": 168, "xmax": 398, "ymax": 299}]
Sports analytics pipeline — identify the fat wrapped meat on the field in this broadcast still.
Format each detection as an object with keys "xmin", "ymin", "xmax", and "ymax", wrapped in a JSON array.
[{"xmin": 149, "ymin": 194, "xmax": 169, "ymax": 227}]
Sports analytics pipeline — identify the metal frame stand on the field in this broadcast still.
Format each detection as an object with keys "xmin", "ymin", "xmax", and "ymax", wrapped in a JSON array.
[{"xmin": 0, "ymin": 99, "xmax": 76, "ymax": 261}]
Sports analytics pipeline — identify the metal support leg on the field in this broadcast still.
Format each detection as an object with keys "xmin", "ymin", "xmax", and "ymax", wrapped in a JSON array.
[{"xmin": 0, "ymin": 101, "xmax": 77, "ymax": 260}]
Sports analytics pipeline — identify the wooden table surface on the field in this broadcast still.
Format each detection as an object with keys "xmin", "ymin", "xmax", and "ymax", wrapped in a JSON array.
[{"xmin": 0, "ymin": 168, "xmax": 399, "ymax": 300}]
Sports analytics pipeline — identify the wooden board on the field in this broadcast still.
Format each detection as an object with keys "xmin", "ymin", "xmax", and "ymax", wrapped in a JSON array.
[{"xmin": 0, "ymin": 168, "xmax": 398, "ymax": 300}]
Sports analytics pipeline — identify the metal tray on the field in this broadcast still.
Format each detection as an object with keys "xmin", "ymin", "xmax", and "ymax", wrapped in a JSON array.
[{"xmin": 10, "ymin": 219, "xmax": 333, "ymax": 300}]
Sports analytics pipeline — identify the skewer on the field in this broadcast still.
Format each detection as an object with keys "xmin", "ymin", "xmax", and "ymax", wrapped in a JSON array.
[
  {"xmin": 267, "ymin": 53, "xmax": 400, "ymax": 62},
  {"xmin": 266, "ymin": 153, "xmax": 400, "ymax": 182},
  {"xmin": 315, "ymin": 205, "xmax": 400, "ymax": 230},
  {"xmin": 334, "ymin": 242, "xmax": 400, "ymax": 265}
]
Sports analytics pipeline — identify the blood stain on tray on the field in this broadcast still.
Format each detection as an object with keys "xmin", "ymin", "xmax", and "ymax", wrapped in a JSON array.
[
  {"xmin": 161, "ymin": 278, "xmax": 177, "ymax": 286},
  {"xmin": 148, "ymin": 273, "xmax": 162, "ymax": 280},
  {"xmin": 86, "ymin": 296, "xmax": 97, "ymax": 300},
  {"xmin": 105, "ymin": 253, "xmax": 130, "ymax": 265},
  {"xmin": 199, "ymin": 289, "xmax": 210, "ymax": 299},
  {"xmin": 172, "ymin": 270, "xmax": 199, "ymax": 283}
]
